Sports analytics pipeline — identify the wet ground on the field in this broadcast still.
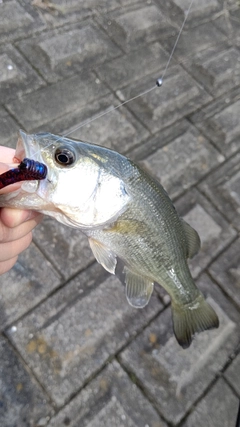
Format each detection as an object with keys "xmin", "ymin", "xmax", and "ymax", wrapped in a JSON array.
[{"xmin": 1, "ymin": 0, "xmax": 240, "ymax": 426}]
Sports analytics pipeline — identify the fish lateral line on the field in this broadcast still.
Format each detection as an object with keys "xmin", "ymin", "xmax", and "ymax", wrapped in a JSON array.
[{"xmin": 0, "ymin": 158, "xmax": 47, "ymax": 189}]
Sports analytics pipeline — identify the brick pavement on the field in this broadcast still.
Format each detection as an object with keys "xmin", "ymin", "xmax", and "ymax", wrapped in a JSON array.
[{"xmin": 0, "ymin": 0, "xmax": 240, "ymax": 426}]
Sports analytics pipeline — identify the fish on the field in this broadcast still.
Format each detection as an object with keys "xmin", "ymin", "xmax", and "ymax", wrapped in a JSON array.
[{"xmin": 0, "ymin": 130, "xmax": 219, "ymax": 348}]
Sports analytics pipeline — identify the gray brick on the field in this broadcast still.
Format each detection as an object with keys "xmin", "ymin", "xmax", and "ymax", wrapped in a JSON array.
[
  {"xmin": 0, "ymin": 242, "xmax": 61, "ymax": 329},
  {"xmin": 175, "ymin": 189, "xmax": 236, "ymax": 278},
  {"xmin": 30, "ymin": 0, "xmax": 92, "ymax": 27},
  {"xmin": 119, "ymin": 65, "xmax": 211, "ymax": 134},
  {"xmin": 47, "ymin": 360, "xmax": 166, "ymax": 427},
  {"xmin": 0, "ymin": 44, "xmax": 44, "ymax": 103},
  {"xmin": 44, "ymin": 94, "xmax": 150, "ymax": 154},
  {"xmin": 155, "ymin": 0, "xmax": 221, "ymax": 28},
  {"xmin": 33, "ymin": 217, "xmax": 94, "ymax": 279},
  {"xmin": 224, "ymin": 352, "xmax": 240, "ymax": 396},
  {"xmin": 6, "ymin": 267, "xmax": 163, "ymax": 406},
  {"xmin": 199, "ymin": 152, "xmax": 240, "ymax": 230},
  {"xmin": 17, "ymin": 22, "xmax": 121, "ymax": 83},
  {"xmin": 0, "ymin": 336, "xmax": 53, "ymax": 427},
  {"xmin": 190, "ymin": 85, "xmax": 240, "ymax": 125},
  {"xmin": 96, "ymin": 0, "xmax": 140, "ymax": 13},
  {"xmin": 119, "ymin": 274, "xmax": 240, "ymax": 425},
  {"xmin": 162, "ymin": 22, "xmax": 226, "ymax": 61},
  {"xmin": 0, "ymin": 107, "xmax": 19, "ymax": 149},
  {"xmin": 182, "ymin": 378, "xmax": 239, "ymax": 427},
  {"xmin": 130, "ymin": 120, "xmax": 190, "ymax": 161},
  {"xmin": 209, "ymin": 238, "xmax": 240, "ymax": 309},
  {"xmin": 194, "ymin": 98, "xmax": 240, "ymax": 157},
  {"xmin": 0, "ymin": 0, "xmax": 45, "ymax": 43},
  {"xmin": 141, "ymin": 125, "xmax": 224, "ymax": 199},
  {"xmin": 6, "ymin": 73, "xmax": 109, "ymax": 132},
  {"xmin": 97, "ymin": 3, "xmax": 176, "ymax": 52},
  {"xmin": 188, "ymin": 45, "xmax": 240, "ymax": 97},
  {"xmin": 96, "ymin": 42, "xmax": 172, "ymax": 91},
  {"xmin": 213, "ymin": 7, "xmax": 240, "ymax": 38}
]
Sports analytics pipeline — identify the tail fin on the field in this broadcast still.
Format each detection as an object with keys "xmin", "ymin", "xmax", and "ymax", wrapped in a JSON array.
[{"xmin": 172, "ymin": 294, "xmax": 219, "ymax": 349}]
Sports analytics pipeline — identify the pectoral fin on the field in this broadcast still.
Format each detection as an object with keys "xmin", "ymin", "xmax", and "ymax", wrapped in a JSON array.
[
  {"xmin": 88, "ymin": 238, "xmax": 117, "ymax": 274},
  {"xmin": 124, "ymin": 268, "xmax": 154, "ymax": 308},
  {"xmin": 181, "ymin": 219, "xmax": 201, "ymax": 259}
]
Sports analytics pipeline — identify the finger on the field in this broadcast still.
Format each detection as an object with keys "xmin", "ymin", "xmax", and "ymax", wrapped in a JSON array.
[
  {"xmin": 0, "ymin": 147, "xmax": 16, "ymax": 164},
  {"xmin": 0, "ymin": 182, "xmax": 22, "ymax": 195},
  {"xmin": 0, "ymin": 256, "xmax": 18, "ymax": 276},
  {"xmin": 0, "ymin": 208, "xmax": 43, "ymax": 229},
  {"xmin": 0, "ymin": 213, "xmax": 43, "ymax": 243},
  {"xmin": 0, "ymin": 232, "xmax": 32, "ymax": 262}
]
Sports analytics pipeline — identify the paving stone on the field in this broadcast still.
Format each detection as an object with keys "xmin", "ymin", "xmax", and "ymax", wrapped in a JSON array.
[
  {"xmin": 0, "ymin": 242, "xmax": 61, "ymax": 330},
  {"xmin": 193, "ymin": 98, "xmax": 240, "ymax": 157},
  {"xmin": 0, "ymin": 44, "xmax": 44, "ymax": 102},
  {"xmin": 97, "ymin": 2, "xmax": 176, "ymax": 52},
  {"xmin": 96, "ymin": 0, "xmax": 140, "ymax": 13},
  {"xmin": 155, "ymin": 0, "xmax": 221, "ymax": 28},
  {"xmin": 224, "ymin": 352, "xmax": 240, "ymax": 396},
  {"xmin": 182, "ymin": 377, "xmax": 239, "ymax": 427},
  {"xmin": 119, "ymin": 65, "xmax": 211, "ymax": 134},
  {"xmin": 175, "ymin": 188, "xmax": 236, "ymax": 278},
  {"xmin": 141, "ymin": 125, "xmax": 224, "ymax": 199},
  {"xmin": 186, "ymin": 44, "xmax": 240, "ymax": 97},
  {"xmin": 44, "ymin": 93, "xmax": 150, "ymax": 154},
  {"xmin": 32, "ymin": 0, "xmax": 138, "ymax": 26},
  {"xmin": 0, "ymin": 0, "xmax": 45, "ymax": 43},
  {"xmin": 0, "ymin": 107, "xmax": 19, "ymax": 149},
  {"xmin": 6, "ymin": 268, "xmax": 163, "ymax": 407},
  {"xmin": 47, "ymin": 360, "xmax": 166, "ymax": 427},
  {"xmin": 119, "ymin": 273, "xmax": 240, "ymax": 425},
  {"xmin": 0, "ymin": 335, "xmax": 53, "ymax": 427},
  {"xmin": 30, "ymin": 0, "xmax": 93, "ymax": 27},
  {"xmin": 129, "ymin": 120, "xmax": 189, "ymax": 161},
  {"xmin": 17, "ymin": 22, "xmax": 121, "ymax": 83},
  {"xmin": 6, "ymin": 73, "xmax": 109, "ymax": 132},
  {"xmin": 33, "ymin": 217, "xmax": 94, "ymax": 279},
  {"xmin": 190, "ymin": 85, "xmax": 240, "ymax": 125},
  {"xmin": 96, "ymin": 42, "xmax": 172, "ymax": 91},
  {"xmin": 213, "ymin": 7, "xmax": 240, "ymax": 39},
  {"xmin": 199, "ymin": 152, "xmax": 240, "ymax": 230},
  {"xmin": 162, "ymin": 22, "xmax": 226, "ymax": 61},
  {"xmin": 209, "ymin": 238, "xmax": 240, "ymax": 309}
]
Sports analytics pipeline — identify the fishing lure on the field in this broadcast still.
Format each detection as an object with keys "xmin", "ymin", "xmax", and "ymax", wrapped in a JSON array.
[{"xmin": 0, "ymin": 158, "xmax": 47, "ymax": 190}]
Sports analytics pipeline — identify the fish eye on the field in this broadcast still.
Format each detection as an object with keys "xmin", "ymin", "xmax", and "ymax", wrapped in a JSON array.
[{"xmin": 54, "ymin": 147, "xmax": 76, "ymax": 166}]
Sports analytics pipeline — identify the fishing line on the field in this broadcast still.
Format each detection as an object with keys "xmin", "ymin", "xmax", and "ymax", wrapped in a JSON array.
[{"xmin": 31, "ymin": 0, "xmax": 194, "ymax": 157}]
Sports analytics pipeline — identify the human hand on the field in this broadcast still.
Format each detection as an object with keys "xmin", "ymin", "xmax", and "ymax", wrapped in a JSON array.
[{"xmin": 0, "ymin": 146, "xmax": 43, "ymax": 275}]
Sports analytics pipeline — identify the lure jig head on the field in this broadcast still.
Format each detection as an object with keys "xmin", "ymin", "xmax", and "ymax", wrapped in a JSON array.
[{"xmin": 0, "ymin": 158, "xmax": 47, "ymax": 190}]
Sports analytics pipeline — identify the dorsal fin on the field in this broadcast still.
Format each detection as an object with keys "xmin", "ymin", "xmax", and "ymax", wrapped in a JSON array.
[{"xmin": 181, "ymin": 219, "xmax": 201, "ymax": 259}]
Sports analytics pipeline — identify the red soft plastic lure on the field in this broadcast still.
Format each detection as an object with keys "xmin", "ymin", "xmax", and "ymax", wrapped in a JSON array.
[{"xmin": 0, "ymin": 158, "xmax": 47, "ymax": 190}]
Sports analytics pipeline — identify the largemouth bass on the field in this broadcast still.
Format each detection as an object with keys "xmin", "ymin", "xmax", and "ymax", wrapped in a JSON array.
[{"xmin": 0, "ymin": 131, "xmax": 219, "ymax": 348}]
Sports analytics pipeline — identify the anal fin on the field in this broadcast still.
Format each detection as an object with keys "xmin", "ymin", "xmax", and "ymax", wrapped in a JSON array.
[
  {"xmin": 89, "ymin": 238, "xmax": 117, "ymax": 274},
  {"xmin": 124, "ymin": 267, "xmax": 154, "ymax": 308}
]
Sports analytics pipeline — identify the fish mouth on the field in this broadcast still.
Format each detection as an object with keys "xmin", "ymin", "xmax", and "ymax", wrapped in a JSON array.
[
  {"xmin": 14, "ymin": 130, "xmax": 42, "ymax": 163},
  {"xmin": 13, "ymin": 130, "xmax": 50, "ymax": 194}
]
